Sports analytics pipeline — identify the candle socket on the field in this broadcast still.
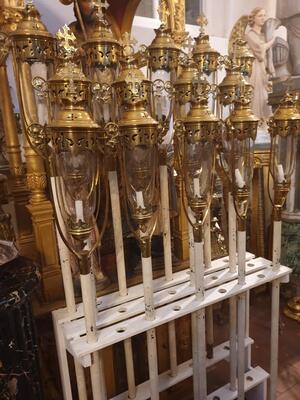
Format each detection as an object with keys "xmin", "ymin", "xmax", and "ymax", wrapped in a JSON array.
[
  {"xmin": 193, "ymin": 224, "xmax": 203, "ymax": 243},
  {"xmin": 140, "ymin": 236, "xmax": 151, "ymax": 258},
  {"xmin": 273, "ymin": 183, "xmax": 290, "ymax": 221},
  {"xmin": 79, "ymin": 250, "xmax": 90, "ymax": 275}
]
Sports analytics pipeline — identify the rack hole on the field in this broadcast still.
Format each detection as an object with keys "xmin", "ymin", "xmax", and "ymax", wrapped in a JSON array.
[
  {"xmin": 247, "ymin": 263, "xmax": 254, "ymax": 267},
  {"xmin": 219, "ymin": 288, "xmax": 227, "ymax": 294},
  {"xmin": 211, "ymin": 276, "xmax": 218, "ymax": 280},
  {"xmin": 118, "ymin": 307, "xmax": 127, "ymax": 313},
  {"xmin": 116, "ymin": 327, "xmax": 126, "ymax": 333},
  {"xmin": 257, "ymin": 274, "xmax": 265, "ymax": 279},
  {"xmin": 186, "ymin": 270, "xmax": 191, "ymax": 275},
  {"xmin": 224, "ymin": 258, "xmax": 229, "ymax": 262},
  {"xmin": 213, "ymin": 397, "xmax": 220, "ymax": 400},
  {"xmin": 223, "ymin": 345, "xmax": 230, "ymax": 350},
  {"xmin": 246, "ymin": 375, "xmax": 254, "ymax": 382},
  {"xmin": 173, "ymin": 305, "xmax": 181, "ymax": 311},
  {"xmin": 168, "ymin": 289, "xmax": 177, "ymax": 295}
]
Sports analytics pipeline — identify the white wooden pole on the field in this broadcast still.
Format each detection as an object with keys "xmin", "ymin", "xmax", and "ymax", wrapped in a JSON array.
[
  {"xmin": 50, "ymin": 177, "xmax": 76, "ymax": 315},
  {"xmin": 192, "ymin": 240, "xmax": 207, "ymax": 400},
  {"xmin": 270, "ymin": 278, "xmax": 280, "ymax": 400},
  {"xmin": 270, "ymin": 220, "xmax": 282, "ymax": 400},
  {"xmin": 191, "ymin": 312, "xmax": 200, "ymax": 398},
  {"xmin": 160, "ymin": 164, "xmax": 173, "ymax": 282},
  {"xmin": 147, "ymin": 328, "xmax": 159, "ymax": 400},
  {"xmin": 90, "ymin": 351, "xmax": 107, "ymax": 400},
  {"xmin": 160, "ymin": 164, "xmax": 178, "ymax": 377},
  {"xmin": 237, "ymin": 292, "xmax": 246, "ymax": 400},
  {"xmin": 142, "ymin": 255, "xmax": 156, "ymax": 321},
  {"xmin": 108, "ymin": 170, "xmax": 127, "ymax": 297},
  {"xmin": 80, "ymin": 273, "xmax": 97, "ymax": 343},
  {"xmin": 109, "ymin": 170, "xmax": 137, "ymax": 397},
  {"xmin": 228, "ymin": 192, "xmax": 237, "ymax": 273},
  {"xmin": 81, "ymin": 274, "xmax": 107, "ymax": 399},
  {"xmin": 52, "ymin": 314, "xmax": 73, "ymax": 400},
  {"xmin": 204, "ymin": 209, "xmax": 214, "ymax": 358},
  {"xmin": 124, "ymin": 338, "xmax": 136, "ymax": 399},
  {"xmin": 204, "ymin": 209, "xmax": 211, "ymax": 269},
  {"xmin": 229, "ymin": 296, "xmax": 237, "ymax": 391},
  {"xmin": 168, "ymin": 320, "xmax": 178, "ymax": 377},
  {"xmin": 272, "ymin": 221, "xmax": 282, "ymax": 271},
  {"xmin": 141, "ymin": 254, "xmax": 159, "ymax": 399},
  {"xmin": 74, "ymin": 360, "xmax": 88, "ymax": 400},
  {"xmin": 228, "ymin": 192, "xmax": 237, "ymax": 391},
  {"xmin": 237, "ymin": 229, "xmax": 247, "ymax": 400},
  {"xmin": 188, "ymin": 208, "xmax": 195, "ymax": 286},
  {"xmin": 237, "ymin": 230, "xmax": 246, "ymax": 286}
]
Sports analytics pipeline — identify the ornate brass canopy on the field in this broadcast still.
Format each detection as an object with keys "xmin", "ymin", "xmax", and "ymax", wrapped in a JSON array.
[
  {"xmin": 192, "ymin": 16, "xmax": 220, "ymax": 75},
  {"xmin": 229, "ymin": 38, "xmax": 255, "ymax": 77},
  {"xmin": 174, "ymin": 61, "xmax": 198, "ymax": 105},
  {"xmin": 148, "ymin": 24, "xmax": 180, "ymax": 72},
  {"xmin": 218, "ymin": 67, "xmax": 252, "ymax": 106},
  {"xmin": 269, "ymin": 92, "xmax": 300, "ymax": 138},
  {"xmin": 81, "ymin": 2, "xmax": 120, "ymax": 70},
  {"xmin": 10, "ymin": 2, "xmax": 54, "ymax": 64}
]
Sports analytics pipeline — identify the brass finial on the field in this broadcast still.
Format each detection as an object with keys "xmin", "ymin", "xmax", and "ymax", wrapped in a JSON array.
[
  {"xmin": 56, "ymin": 25, "xmax": 77, "ymax": 58},
  {"xmin": 197, "ymin": 14, "xmax": 208, "ymax": 35},
  {"xmin": 93, "ymin": 0, "xmax": 109, "ymax": 23}
]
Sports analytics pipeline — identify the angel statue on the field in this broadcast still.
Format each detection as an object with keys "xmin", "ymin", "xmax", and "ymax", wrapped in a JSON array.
[{"xmin": 229, "ymin": 7, "xmax": 275, "ymax": 123}]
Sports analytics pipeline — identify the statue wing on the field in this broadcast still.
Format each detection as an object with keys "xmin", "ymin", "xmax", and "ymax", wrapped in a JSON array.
[{"xmin": 228, "ymin": 15, "xmax": 249, "ymax": 55}]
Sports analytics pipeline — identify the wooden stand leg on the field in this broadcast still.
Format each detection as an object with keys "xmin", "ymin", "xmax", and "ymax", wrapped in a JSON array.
[
  {"xmin": 74, "ymin": 360, "xmax": 88, "ymax": 400},
  {"xmin": 192, "ymin": 240, "xmax": 207, "ymax": 400},
  {"xmin": 237, "ymin": 230, "xmax": 247, "ymax": 400},
  {"xmin": 141, "ymin": 255, "xmax": 159, "ymax": 400},
  {"xmin": 108, "ymin": 170, "xmax": 127, "ymax": 297},
  {"xmin": 124, "ymin": 338, "xmax": 136, "ymax": 399}
]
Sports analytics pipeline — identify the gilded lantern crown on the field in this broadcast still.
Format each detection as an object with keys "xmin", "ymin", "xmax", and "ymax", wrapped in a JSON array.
[
  {"xmin": 10, "ymin": 2, "xmax": 54, "ymax": 63},
  {"xmin": 47, "ymin": 26, "xmax": 99, "ymax": 153},
  {"xmin": 226, "ymin": 83, "xmax": 259, "ymax": 141},
  {"xmin": 229, "ymin": 38, "xmax": 255, "ymax": 77},
  {"xmin": 113, "ymin": 45, "xmax": 152, "ymax": 109},
  {"xmin": 174, "ymin": 48, "xmax": 198, "ymax": 106},
  {"xmin": 218, "ymin": 61, "xmax": 252, "ymax": 106},
  {"xmin": 182, "ymin": 76, "xmax": 220, "ymax": 144},
  {"xmin": 81, "ymin": 1, "xmax": 120, "ymax": 70},
  {"xmin": 148, "ymin": 24, "xmax": 180, "ymax": 72},
  {"xmin": 192, "ymin": 15, "xmax": 220, "ymax": 74},
  {"xmin": 269, "ymin": 92, "xmax": 300, "ymax": 138}
]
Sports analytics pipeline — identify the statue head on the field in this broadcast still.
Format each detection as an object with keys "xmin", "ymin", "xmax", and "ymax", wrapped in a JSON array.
[{"xmin": 248, "ymin": 7, "xmax": 266, "ymax": 29}]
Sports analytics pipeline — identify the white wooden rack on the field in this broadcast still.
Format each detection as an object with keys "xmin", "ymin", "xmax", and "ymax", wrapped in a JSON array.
[{"xmin": 53, "ymin": 252, "xmax": 290, "ymax": 400}]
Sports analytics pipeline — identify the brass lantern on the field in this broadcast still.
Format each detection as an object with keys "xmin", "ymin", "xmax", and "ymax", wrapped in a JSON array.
[
  {"xmin": 114, "ymin": 50, "xmax": 159, "ymax": 262},
  {"xmin": 26, "ymin": 27, "xmax": 105, "ymax": 342},
  {"xmin": 175, "ymin": 75, "xmax": 219, "ymax": 241},
  {"xmin": 221, "ymin": 84, "xmax": 259, "ymax": 232},
  {"xmin": 25, "ymin": 27, "xmax": 104, "ymax": 270},
  {"xmin": 268, "ymin": 92, "xmax": 300, "ymax": 222}
]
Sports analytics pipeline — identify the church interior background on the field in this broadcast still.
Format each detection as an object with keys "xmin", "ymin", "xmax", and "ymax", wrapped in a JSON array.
[{"xmin": 0, "ymin": 0, "xmax": 299, "ymax": 399}]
